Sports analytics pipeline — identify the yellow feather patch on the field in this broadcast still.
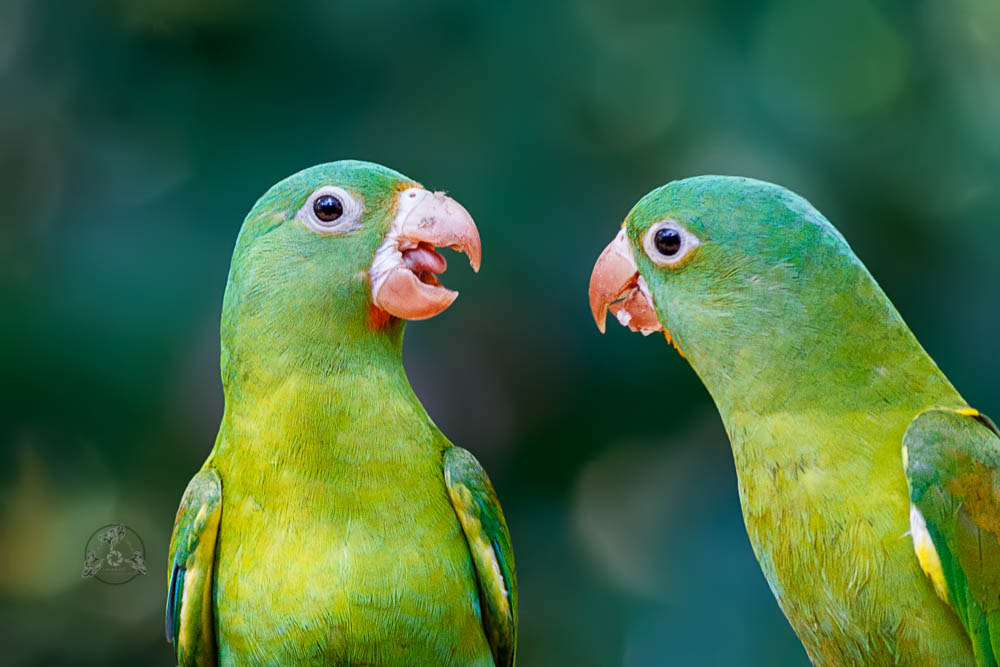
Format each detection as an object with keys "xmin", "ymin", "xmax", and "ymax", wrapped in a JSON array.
[
  {"xmin": 174, "ymin": 484, "xmax": 221, "ymax": 664},
  {"xmin": 448, "ymin": 483, "xmax": 509, "ymax": 604},
  {"xmin": 909, "ymin": 504, "xmax": 949, "ymax": 604}
]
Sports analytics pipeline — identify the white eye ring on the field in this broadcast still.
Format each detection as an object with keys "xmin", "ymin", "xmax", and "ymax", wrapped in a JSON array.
[
  {"xmin": 296, "ymin": 186, "xmax": 364, "ymax": 235},
  {"xmin": 643, "ymin": 220, "xmax": 700, "ymax": 266}
]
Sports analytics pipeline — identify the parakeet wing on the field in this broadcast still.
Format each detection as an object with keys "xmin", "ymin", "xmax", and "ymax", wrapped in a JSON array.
[
  {"xmin": 166, "ymin": 468, "xmax": 222, "ymax": 667},
  {"xmin": 904, "ymin": 407, "xmax": 1000, "ymax": 665},
  {"xmin": 444, "ymin": 446, "xmax": 518, "ymax": 667}
]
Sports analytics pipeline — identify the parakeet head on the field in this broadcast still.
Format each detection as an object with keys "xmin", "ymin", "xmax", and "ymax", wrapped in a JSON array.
[
  {"xmin": 221, "ymin": 160, "xmax": 480, "ymax": 376},
  {"xmin": 589, "ymin": 175, "xmax": 915, "ymax": 412}
]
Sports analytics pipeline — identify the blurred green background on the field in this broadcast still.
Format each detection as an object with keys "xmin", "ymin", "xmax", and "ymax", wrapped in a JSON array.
[{"xmin": 2, "ymin": 0, "xmax": 998, "ymax": 664}]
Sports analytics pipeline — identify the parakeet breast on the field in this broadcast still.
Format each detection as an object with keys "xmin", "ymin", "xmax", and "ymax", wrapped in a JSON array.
[
  {"xmin": 207, "ymin": 368, "xmax": 494, "ymax": 667},
  {"xmin": 728, "ymin": 408, "xmax": 974, "ymax": 665}
]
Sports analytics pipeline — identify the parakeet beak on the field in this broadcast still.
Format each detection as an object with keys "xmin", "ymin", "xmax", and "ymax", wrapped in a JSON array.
[
  {"xmin": 589, "ymin": 228, "xmax": 663, "ymax": 336},
  {"xmin": 370, "ymin": 188, "xmax": 482, "ymax": 321}
]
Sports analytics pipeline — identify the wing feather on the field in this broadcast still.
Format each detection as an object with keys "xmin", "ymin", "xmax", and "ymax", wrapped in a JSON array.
[
  {"xmin": 444, "ymin": 447, "xmax": 517, "ymax": 667},
  {"xmin": 904, "ymin": 407, "xmax": 1000, "ymax": 666},
  {"xmin": 166, "ymin": 468, "xmax": 222, "ymax": 666}
]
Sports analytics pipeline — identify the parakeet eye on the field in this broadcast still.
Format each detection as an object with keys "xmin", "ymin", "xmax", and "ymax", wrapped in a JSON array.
[
  {"xmin": 297, "ymin": 186, "xmax": 364, "ymax": 234},
  {"xmin": 313, "ymin": 195, "xmax": 343, "ymax": 222},
  {"xmin": 643, "ymin": 220, "xmax": 700, "ymax": 266},
  {"xmin": 654, "ymin": 228, "xmax": 681, "ymax": 255}
]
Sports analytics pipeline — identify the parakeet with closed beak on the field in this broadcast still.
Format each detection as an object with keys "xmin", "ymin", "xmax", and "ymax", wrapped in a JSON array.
[
  {"xmin": 589, "ymin": 175, "xmax": 999, "ymax": 665},
  {"xmin": 167, "ymin": 160, "xmax": 516, "ymax": 666}
]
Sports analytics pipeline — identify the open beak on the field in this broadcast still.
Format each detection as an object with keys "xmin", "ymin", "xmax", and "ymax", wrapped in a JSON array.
[
  {"xmin": 589, "ymin": 228, "xmax": 663, "ymax": 336},
  {"xmin": 370, "ymin": 187, "xmax": 482, "ymax": 321}
]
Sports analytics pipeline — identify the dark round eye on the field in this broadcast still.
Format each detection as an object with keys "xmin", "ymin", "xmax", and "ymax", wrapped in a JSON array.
[
  {"xmin": 654, "ymin": 227, "xmax": 682, "ymax": 256},
  {"xmin": 313, "ymin": 195, "xmax": 344, "ymax": 222}
]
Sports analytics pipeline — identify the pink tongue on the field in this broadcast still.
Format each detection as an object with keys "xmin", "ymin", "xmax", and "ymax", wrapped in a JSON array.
[{"xmin": 402, "ymin": 244, "xmax": 447, "ymax": 274}]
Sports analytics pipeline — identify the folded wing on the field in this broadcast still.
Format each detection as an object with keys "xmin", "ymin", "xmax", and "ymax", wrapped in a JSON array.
[
  {"xmin": 444, "ymin": 447, "xmax": 517, "ymax": 667},
  {"xmin": 166, "ymin": 468, "xmax": 222, "ymax": 667},
  {"xmin": 904, "ymin": 407, "xmax": 1000, "ymax": 666}
]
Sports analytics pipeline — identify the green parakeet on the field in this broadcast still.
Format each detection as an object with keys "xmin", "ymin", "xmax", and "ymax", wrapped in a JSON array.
[
  {"xmin": 589, "ymin": 176, "xmax": 999, "ymax": 665},
  {"xmin": 166, "ymin": 160, "xmax": 517, "ymax": 666}
]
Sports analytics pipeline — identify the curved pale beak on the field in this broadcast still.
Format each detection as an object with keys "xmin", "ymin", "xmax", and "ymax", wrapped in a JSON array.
[
  {"xmin": 370, "ymin": 188, "xmax": 482, "ymax": 321},
  {"xmin": 588, "ymin": 228, "xmax": 662, "ymax": 335}
]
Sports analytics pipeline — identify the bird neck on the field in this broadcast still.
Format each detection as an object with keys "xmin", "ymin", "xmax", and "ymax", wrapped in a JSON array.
[
  {"xmin": 678, "ymin": 259, "xmax": 964, "ymax": 455},
  {"xmin": 213, "ymin": 315, "xmax": 444, "ymax": 475}
]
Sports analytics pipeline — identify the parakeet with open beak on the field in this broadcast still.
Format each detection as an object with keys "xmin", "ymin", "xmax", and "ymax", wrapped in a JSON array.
[
  {"xmin": 166, "ymin": 161, "xmax": 516, "ymax": 666},
  {"xmin": 589, "ymin": 176, "xmax": 1000, "ymax": 665}
]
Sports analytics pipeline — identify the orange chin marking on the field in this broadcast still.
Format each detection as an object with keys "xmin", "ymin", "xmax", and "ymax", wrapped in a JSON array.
[
  {"xmin": 368, "ymin": 305, "xmax": 393, "ymax": 329},
  {"xmin": 663, "ymin": 329, "xmax": 685, "ymax": 358}
]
